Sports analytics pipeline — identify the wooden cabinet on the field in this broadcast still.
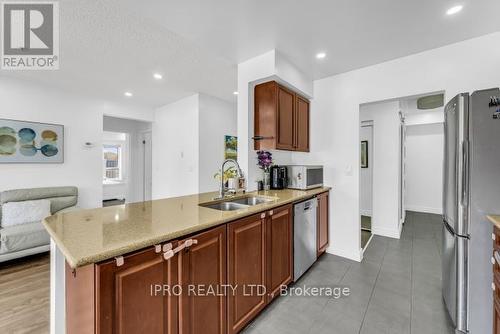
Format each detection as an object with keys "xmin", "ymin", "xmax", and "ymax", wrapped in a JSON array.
[
  {"xmin": 227, "ymin": 212, "xmax": 267, "ymax": 334},
  {"xmin": 254, "ymin": 81, "xmax": 310, "ymax": 152},
  {"xmin": 295, "ymin": 95, "xmax": 310, "ymax": 152},
  {"xmin": 266, "ymin": 205, "xmax": 293, "ymax": 302},
  {"xmin": 96, "ymin": 245, "xmax": 178, "ymax": 334},
  {"xmin": 66, "ymin": 194, "xmax": 330, "ymax": 334},
  {"xmin": 494, "ymin": 301, "xmax": 500, "ymax": 334},
  {"xmin": 178, "ymin": 226, "xmax": 226, "ymax": 334},
  {"xmin": 317, "ymin": 192, "xmax": 329, "ymax": 256}
]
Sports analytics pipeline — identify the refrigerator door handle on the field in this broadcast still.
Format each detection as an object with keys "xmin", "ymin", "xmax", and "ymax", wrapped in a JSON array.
[{"xmin": 461, "ymin": 140, "xmax": 469, "ymax": 207}]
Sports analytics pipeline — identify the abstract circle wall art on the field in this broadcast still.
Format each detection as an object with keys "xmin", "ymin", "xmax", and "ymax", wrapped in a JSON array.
[{"xmin": 0, "ymin": 119, "xmax": 64, "ymax": 163}]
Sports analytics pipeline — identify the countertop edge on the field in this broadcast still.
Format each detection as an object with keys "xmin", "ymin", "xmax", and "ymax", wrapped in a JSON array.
[
  {"xmin": 487, "ymin": 215, "xmax": 500, "ymax": 230},
  {"xmin": 45, "ymin": 187, "xmax": 331, "ymax": 268}
]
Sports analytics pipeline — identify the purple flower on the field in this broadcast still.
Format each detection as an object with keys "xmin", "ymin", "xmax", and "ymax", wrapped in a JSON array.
[{"xmin": 256, "ymin": 150, "xmax": 273, "ymax": 170}]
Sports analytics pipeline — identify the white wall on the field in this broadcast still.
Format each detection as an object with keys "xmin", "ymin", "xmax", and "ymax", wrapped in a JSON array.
[
  {"xmin": 300, "ymin": 31, "xmax": 500, "ymax": 262},
  {"xmin": 359, "ymin": 124, "xmax": 373, "ymax": 216},
  {"xmin": 103, "ymin": 116, "xmax": 152, "ymax": 203},
  {"xmin": 199, "ymin": 94, "xmax": 237, "ymax": 193},
  {"xmin": 152, "ymin": 93, "xmax": 236, "ymax": 198},
  {"xmin": 152, "ymin": 94, "xmax": 199, "ymax": 199},
  {"xmin": 405, "ymin": 123, "xmax": 444, "ymax": 214},
  {"xmin": 0, "ymin": 77, "xmax": 154, "ymax": 209},
  {"xmin": 360, "ymin": 101, "xmax": 401, "ymax": 239}
]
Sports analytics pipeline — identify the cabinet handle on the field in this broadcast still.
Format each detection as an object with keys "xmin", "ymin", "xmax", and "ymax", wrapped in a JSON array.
[
  {"xmin": 163, "ymin": 249, "xmax": 175, "ymax": 260},
  {"xmin": 154, "ymin": 245, "xmax": 162, "ymax": 253},
  {"xmin": 115, "ymin": 256, "xmax": 124, "ymax": 267},
  {"xmin": 163, "ymin": 243, "xmax": 173, "ymax": 252},
  {"xmin": 495, "ymin": 251, "xmax": 500, "ymax": 266},
  {"xmin": 163, "ymin": 239, "xmax": 198, "ymax": 260},
  {"xmin": 493, "ymin": 233, "xmax": 496, "ymax": 241},
  {"xmin": 493, "ymin": 282, "xmax": 496, "ymax": 291},
  {"xmin": 252, "ymin": 136, "xmax": 274, "ymax": 141},
  {"xmin": 269, "ymin": 210, "xmax": 274, "ymax": 216},
  {"xmin": 261, "ymin": 213, "xmax": 266, "ymax": 219},
  {"xmin": 492, "ymin": 257, "xmax": 496, "ymax": 265}
]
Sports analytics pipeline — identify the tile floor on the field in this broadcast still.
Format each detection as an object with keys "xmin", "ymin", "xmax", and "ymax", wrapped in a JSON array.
[{"xmin": 242, "ymin": 211, "xmax": 454, "ymax": 334}]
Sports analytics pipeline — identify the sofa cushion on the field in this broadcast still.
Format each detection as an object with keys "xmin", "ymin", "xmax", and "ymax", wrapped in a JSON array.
[
  {"xmin": 1, "ymin": 199, "xmax": 51, "ymax": 228},
  {"xmin": 0, "ymin": 222, "xmax": 50, "ymax": 254}
]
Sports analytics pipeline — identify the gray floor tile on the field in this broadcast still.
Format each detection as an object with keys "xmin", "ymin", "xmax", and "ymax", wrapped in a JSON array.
[{"xmin": 243, "ymin": 211, "xmax": 454, "ymax": 334}]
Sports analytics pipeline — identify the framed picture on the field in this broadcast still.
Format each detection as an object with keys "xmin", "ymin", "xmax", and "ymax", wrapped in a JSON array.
[
  {"xmin": 361, "ymin": 140, "xmax": 368, "ymax": 168},
  {"xmin": 0, "ymin": 119, "xmax": 64, "ymax": 163},
  {"xmin": 224, "ymin": 135, "xmax": 237, "ymax": 160}
]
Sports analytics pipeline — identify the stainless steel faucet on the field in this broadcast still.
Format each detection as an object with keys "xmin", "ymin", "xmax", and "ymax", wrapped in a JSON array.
[{"xmin": 219, "ymin": 159, "xmax": 244, "ymax": 199}]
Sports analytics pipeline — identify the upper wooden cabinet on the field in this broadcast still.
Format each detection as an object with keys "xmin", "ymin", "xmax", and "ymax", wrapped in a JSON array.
[{"xmin": 254, "ymin": 81, "xmax": 310, "ymax": 152}]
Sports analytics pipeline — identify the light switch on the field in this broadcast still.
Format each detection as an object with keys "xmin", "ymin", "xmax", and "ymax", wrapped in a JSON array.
[{"xmin": 345, "ymin": 165, "xmax": 353, "ymax": 176}]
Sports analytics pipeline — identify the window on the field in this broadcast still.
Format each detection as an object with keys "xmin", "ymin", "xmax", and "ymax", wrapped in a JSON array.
[{"xmin": 103, "ymin": 144, "xmax": 122, "ymax": 180}]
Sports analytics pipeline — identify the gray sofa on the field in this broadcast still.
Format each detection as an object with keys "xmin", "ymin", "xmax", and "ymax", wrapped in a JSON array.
[{"xmin": 0, "ymin": 186, "xmax": 78, "ymax": 263}]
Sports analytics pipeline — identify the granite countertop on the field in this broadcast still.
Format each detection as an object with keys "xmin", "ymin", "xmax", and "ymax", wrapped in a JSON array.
[
  {"xmin": 487, "ymin": 215, "xmax": 500, "ymax": 229},
  {"xmin": 43, "ymin": 187, "xmax": 331, "ymax": 268}
]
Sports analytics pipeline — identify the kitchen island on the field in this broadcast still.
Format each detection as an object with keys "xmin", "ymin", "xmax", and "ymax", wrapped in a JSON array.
[{"xmin": 44, "ymin": 187, "xmax": 330, "ymax": 334}]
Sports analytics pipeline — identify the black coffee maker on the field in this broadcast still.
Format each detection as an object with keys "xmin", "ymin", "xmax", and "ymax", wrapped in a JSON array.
[{"xmin": 271, "ymin": 166, "xmax": 288, "ymax": 189}]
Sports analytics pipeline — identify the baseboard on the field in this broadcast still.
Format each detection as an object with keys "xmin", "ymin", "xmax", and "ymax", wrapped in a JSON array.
[
  {"xmin": 360, "ymin": 210, "xmax": 372, "ymax": 217},
  {"xmin": 372, "ymin": 226, "xmax": 401, "ymax": 239},
  {"xmin": 326, "ymin": 246, "xmax": 362, "ymax": 262},
  {"xmin": 405, "ymin": 205, "xmax": 442, "ymax": 215}
]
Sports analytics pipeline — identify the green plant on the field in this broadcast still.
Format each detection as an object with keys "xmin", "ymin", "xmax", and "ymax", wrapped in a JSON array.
[{"xmin": 213, "ymin": 166, "xmax": 237, "ymax": 182}]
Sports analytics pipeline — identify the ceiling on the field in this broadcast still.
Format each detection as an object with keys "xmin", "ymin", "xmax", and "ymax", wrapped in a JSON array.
[
  {"xmin": 119, "ymin": 0, "xmax": 500, "ymax": 79},
  {"xmin": 0, "ymin": 0, "xmax": 237, "ymax": 108},
  {"xmin": 2, "ymin": 0, "xmax": 500, "ymax": 108}
]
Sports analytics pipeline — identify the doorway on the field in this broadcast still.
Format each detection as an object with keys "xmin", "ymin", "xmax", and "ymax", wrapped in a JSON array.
[
  {"xmin": 360, "ymin": 120, "xmax": 373, "ymax": 250},
  {"xmin": 102, "ymin": 116, "xmax": 152, "ymax": 206}
]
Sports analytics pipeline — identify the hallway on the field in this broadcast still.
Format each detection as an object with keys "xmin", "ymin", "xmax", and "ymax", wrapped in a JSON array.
[{"xmin": 243, "ymin": 211, "xmax": 454, "ymax": 333}]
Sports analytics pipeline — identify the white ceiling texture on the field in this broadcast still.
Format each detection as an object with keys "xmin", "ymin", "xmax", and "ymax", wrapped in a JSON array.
[{"xmin": 2, "ymin": 0, "xmax": 500, "ymax": 107}]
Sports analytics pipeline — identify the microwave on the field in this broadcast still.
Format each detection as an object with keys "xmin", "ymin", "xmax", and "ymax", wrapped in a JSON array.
[{"xmin": 286, "ymin": 165, "xmax": 323, "ymax": 190}]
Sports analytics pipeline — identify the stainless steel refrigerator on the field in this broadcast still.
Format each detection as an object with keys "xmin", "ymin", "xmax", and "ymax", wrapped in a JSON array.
[{"xmin": 442, "ymin": 88, "xmax": 500, "ymax": 333}]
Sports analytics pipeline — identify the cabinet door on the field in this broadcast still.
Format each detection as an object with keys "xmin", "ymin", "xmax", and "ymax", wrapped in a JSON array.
[
  {"xmin": 254, "ymin": 81, "xmax": 278, "ymax": 150},
  {"xmin": 495, "ymin": 295, "xmax": 500, "ymax": 334},
  {"xmin": 178, "ymin": 226, "xmax": 226, "ymax": 334},
  {"xmin": 276, "ymin": 85, "xmax": 296, "ymax": 151},
  {"xmin": 96, "ymin": 245, "xmax": 178, "ymax": 334},
  {"xmin": 266, "ymin": 205, "xmax": 293, "ymax": 302},
  {"xmin": 295, "ymin": 96, "xmax": 310, "ymax": 152},
  {"xmin": 227, "ymin": 213, "xmax": 267, "ymax": 334},
  {"xmin": 317, "ymin": 192, "xmax": 329, "ymax": 256}
]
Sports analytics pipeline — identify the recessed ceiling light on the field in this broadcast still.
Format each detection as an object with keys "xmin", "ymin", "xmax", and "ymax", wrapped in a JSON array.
[
  {"xmin": 153, "ymin": 73, "xmax": 163, "ymax": 80},
  {"xmin": 446, "ymin": 5, "xmax": 463, "ymax": 15},
  {"xmin": 233, "ymin": 91, "xmax": 239, "ymax": 95},
  {"xmin": 124, "ymin": 92, "xmax": 133, "ymax": 97},
  {"xmin": 316, "ymin": 52, "xmax": 326, "ymax": 59}
]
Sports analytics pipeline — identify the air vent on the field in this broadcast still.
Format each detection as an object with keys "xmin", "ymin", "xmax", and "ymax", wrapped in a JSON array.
[{"xmin": 417, "ymin": 94, "xmax": 444, "ymax": 110}]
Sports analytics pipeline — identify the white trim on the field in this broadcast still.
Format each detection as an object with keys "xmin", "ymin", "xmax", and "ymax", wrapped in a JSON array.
[
  {"xmin": 326, "ymin": 246, "xmax": 362, "ymax": 262},
  {"xmin": 372, "ymin": 226, "xmax": 401, "ymax": 239},
  {"xmin": 362, "ymin": 233, "xmax": 374, "ymax": 253},
  {"xmin": 405, "ymin": 205, "xmax": 443, "ymax": 215},
  {"xmin": 50, "ymin": 239, "xmax": 65, "ymax": 334}
]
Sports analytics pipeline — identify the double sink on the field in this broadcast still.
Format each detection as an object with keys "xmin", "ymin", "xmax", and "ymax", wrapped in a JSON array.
[{"xmin": 200, "ymin": 195, "xmax": 275, "ymax": 211}]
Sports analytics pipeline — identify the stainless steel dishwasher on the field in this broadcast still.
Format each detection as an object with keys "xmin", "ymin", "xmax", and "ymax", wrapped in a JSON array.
[{"xmin": 294, "ymin": 197, "xmax": 318, "ymax": 281}]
